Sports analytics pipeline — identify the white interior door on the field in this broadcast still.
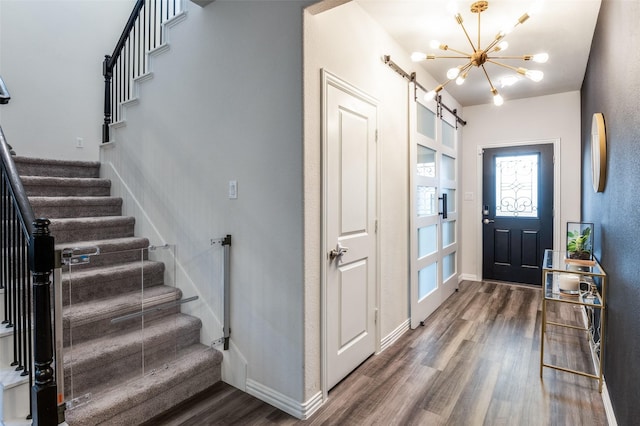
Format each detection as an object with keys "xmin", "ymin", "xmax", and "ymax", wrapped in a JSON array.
[
  {"xmin": 323, "ymin": 71, "xmax": 377, "ymax": 390},
  {"xmin": 409, "ymin": 83, "xmax": 459, "ymax": 329}
]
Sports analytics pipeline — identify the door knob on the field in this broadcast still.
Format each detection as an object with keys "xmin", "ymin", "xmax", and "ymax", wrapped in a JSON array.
[
  {"xmin": 329, "ymin": 243, "xmax": 349, "ymax": 260},
  {"xmin": 483, "ymin": 218, "xmax": 495, "ymax": 224}
]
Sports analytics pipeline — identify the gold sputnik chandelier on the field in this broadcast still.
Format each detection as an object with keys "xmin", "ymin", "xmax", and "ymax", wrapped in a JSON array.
[{"xmin": 411, "ymin": 0, "xmax": 548, "ymax": 106}]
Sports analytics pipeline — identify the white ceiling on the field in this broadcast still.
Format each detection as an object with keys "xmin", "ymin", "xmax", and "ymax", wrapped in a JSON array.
[{"xmin": 356, "ymin": 0, "xmax": 602, "ymax": 106}]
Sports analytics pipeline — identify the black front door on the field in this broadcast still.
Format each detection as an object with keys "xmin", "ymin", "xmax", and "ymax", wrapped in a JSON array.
[{"xmin": 482, "ymin": 144, "xmax": 554, "ymax": 285}]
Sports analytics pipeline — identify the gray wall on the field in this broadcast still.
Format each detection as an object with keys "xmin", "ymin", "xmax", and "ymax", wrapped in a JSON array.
[
  {"xmin": 0, "ymin": 0, "xmax": 133, "ymax": 160},
  {"xmin": 581, "ymin": 0, "xmax": 640, "ymax": 423}
]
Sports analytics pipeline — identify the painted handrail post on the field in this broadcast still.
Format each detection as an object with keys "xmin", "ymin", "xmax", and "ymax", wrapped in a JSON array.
[{"xmin": 28, "ymin": 218, "xmax": 57, "ymax": 426}]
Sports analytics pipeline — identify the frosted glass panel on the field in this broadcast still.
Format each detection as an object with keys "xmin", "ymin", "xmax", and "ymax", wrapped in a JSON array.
[
  {"xmin": 418, "ymin": 225, "xmax": 437, "ymax": 258},
  {"xmin": 495, "ymin": 154, "xmax": 539, "ymax": 218},
  {"xmin": 417, "ymin": 186, "xmax": 437, "ymax": 217},
  {"xmin": 443, "ymin": 221, "xmax": 455, "ymax": 247},
  {"xmin": 417, "ymin": 103, "xmax": 436, "ymax": 139},
  {"xmin": 417, "ymin": 146, "xmax": 436, "ymax": 177},
  {"xmin": 442, "ymin": 154, "xmax": 455, "ymax": 181},
  {"xmin": 418, "ymin": 262, "xmax": 438, "ymax": 300},
  {"xmin": 442, "ymin": 120, "xmax": 455, "ymax": 149},
  {"xmin": 443, "ymin": 188, "xmax": 455, "ymax": 213},
  {"xmin": 443, "ymin": 252, "xmax": 456, "ymax": 280}
]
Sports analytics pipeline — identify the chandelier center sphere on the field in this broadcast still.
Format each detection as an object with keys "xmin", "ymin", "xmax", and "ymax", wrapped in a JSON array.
[{"xmin": 470, "ymin": 1, "xmax": 489, "ymax": 14}]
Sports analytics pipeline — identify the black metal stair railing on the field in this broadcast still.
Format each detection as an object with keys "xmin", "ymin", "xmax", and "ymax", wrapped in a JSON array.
[
  {"xmin": 1, "ymin": 75, "xmax": 58, "ymax": 425},
  {"xmin": 102, "ymin": 0, "xmax": 182, "ymax": 143}
]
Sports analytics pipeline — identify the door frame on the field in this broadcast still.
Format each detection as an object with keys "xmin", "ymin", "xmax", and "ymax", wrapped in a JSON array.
[
  {"xmin": 320, "ymin": 69, "xmax": 380, "ymax": 399},
  {"xmin": 475, "ymin": 138, "xmax": 561, "ymax": 281}
]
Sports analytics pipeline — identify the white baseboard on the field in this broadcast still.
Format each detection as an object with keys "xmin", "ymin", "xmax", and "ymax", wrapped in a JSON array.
[
  {"xmin": 245, "ymin": 379, "xmax": 323, "ymax": 420},
  {"xmin": 379, "ymin": 319, "xmax": 410, "ymax": 354},
  {"xmin": 222, "ymin": 340, "xmax": 247, "ymax": 392},
  {"xmin": 459, "ymin": 273, "xmax": 479, "ymax": 282},
  {"xmin": 601, "ymin": 382, "xmax": 617, "ymax": 426},
  {"xmin": 578, "ymin": 307, "xmax": 617, "ymax": 426}
]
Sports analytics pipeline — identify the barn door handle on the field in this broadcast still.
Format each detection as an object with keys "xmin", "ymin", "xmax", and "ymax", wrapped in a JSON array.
[
  {"xmin": 439, "ymin": 193, "xmax": 448, "ymax": 219},
  {"xmin": 329, "ymin": 243, "xmax": 349, "ymax": 260},
  {"xmin": 483, "ymin": 218, "xmax": 495, "ymax": 224}
]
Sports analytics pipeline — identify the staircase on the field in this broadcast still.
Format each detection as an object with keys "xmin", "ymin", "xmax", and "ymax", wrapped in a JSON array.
[{"xmin": 8, "ymin": 156, "xmax": 222, "ymax": 425}]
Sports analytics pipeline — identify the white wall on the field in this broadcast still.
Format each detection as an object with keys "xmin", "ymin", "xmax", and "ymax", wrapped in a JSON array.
[
  {"xmin": 459, "ymin": 91, "xmax": 582, "ymax": 281},
  {"xmin": 101, "ymin": 0, "xmax": 312, "ymax": 407},
  {"xmin": 0, "ymin": 0, "xmax": 134, "ymax": 161},
  {"xmin": 303, "ymin": 0, "xmax": 462, "ymax": 402}
]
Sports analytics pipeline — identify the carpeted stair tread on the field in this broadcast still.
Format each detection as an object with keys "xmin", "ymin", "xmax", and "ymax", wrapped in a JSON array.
[
  {"xmin": 55, "ymin": 236, "xmax": 150, "ymax": 253},
  {"xmin": 61, "ymin": 260, "xmax": 165, "ymax": 306},
  {"xmin": 50, "ymin": 216, "xmax": 135, "ymax": 243},
  {"xmin": 21, "ymin": 176, "xmax": 111, "ymax": 197},
  {"xmin": 65, "ymin": 344, "xmax": 222, "ymax": 426},
  {"xmin": 13, "ymin": 156, "xmax": 100, "ymax": 178},
  {"xmin": 12, "ymin": 156, "xmax": 223, "ymax": 424},
  {"xmin": 30, "ymin": 196, "xmax": 123, "ymax": 218},
  {"xmin": 63, "ymin": 313, "xmax": 202, "ymax": 397},
  {"xmin": 63, "ymin": 284, "xmax": 182, "ymax": 330}
]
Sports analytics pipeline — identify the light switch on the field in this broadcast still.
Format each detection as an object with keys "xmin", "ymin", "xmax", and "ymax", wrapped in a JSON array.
[{"xmin": 228, "ymin": 180, "xmax": 238, "ymax": 199}]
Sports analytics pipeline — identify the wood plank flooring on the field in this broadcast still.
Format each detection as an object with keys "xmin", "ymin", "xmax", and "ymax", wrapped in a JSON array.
[{"xmin": 146, "ymin": 280, "xmax": 608, "ymax": 425}]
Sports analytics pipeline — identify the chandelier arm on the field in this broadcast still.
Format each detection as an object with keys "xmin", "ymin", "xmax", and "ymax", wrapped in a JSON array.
[
  {"xmin": 430, "ymin": 55, "xmax": 473, "ymax": 59},
  {"xmin": 442, "ymin": 46, "xmax": 475, "ymax": 57},
  {"xmin": 477, "ymin": 6, "xmax": 481, "ymax": 50},
  {"xmin": 457, "ymin": 20, "xmax": 478, "ymax": 52},
  {"xmin": 484, "ymin": 34, "xmax": 507, "ymax": 53},
  {"xmin": 489, "ymin": 55, "xmax": 533, "ymax": 60},
  {"xmin": 480, "ymin": 64, "xmax": 497, "ymax": 91},
  {"xmin": 486, "ymin": 59, "xmax": 519, "ymax": 73}
]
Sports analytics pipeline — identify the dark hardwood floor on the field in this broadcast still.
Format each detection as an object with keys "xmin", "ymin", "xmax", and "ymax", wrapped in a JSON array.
[{"xmin": 147, "ymin": 280, "xmax": 608, "ymax": 425}]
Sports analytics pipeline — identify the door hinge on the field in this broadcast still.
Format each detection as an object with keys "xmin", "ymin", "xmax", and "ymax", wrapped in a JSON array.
[
  {"xmin": 375, "ymin": 129, "xmax": 378, "ymax": 142},
  {"xmin": 374, "ymin": 308, "xmax": 378, "ymax": 324},
  {"xmin": 375, "ymin": 219, "xmax": 378, "ymax": 233}
]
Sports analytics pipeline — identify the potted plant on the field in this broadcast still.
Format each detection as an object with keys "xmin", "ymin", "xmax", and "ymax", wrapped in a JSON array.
[{"xmin": 566, "ymin": 222, "xmax": 594, "ymax": 260}]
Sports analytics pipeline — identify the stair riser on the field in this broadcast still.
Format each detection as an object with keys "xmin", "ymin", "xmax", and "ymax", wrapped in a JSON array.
[
  {"xmin": 0, "ymin": 379, "xmax": 30, "ymax": 422},
  {"xmin": 0, "ymin": 330, "xmax": 14, "ymax": 367},
  {"xmin": 64, "ymin": 327, "xmax": 201, "ymax": 398},
  {"xmin": 60, "ymin": 249, "xmax": 147, "ymax": 271},
  {"xmin": 32, "ymin": 203, "xmax": 122, "ymax": 219},
  {"xmin": 15, "ymin": 161, "xmax": 99, "ymax": 179},
  {"xmin": 63, "ymin": 306, "xmax": 180, "ymax": 347},
  {"xmin": 51, "ymin": 223, "xmax": 135, "ymax": 244},
  {"xmin": 62, "ymin": 263, "xmax": 165, "ymax": 306},
  {"xmin": 24, "ymin": 184, "xmax": 110, "ymax": 197}
]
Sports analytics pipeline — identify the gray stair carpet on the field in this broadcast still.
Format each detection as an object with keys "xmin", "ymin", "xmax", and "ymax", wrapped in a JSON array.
[{"xmin": 14, "ymin": 156, "xmax": 222, "ymax": 425}]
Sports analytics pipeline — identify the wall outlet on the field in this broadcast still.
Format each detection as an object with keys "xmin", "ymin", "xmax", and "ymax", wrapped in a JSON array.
[
  {"xmin": 76, "ymin": 137, "xmax": 84, "ymax": 148},
  {"xmin": 228, "ymin": 180, "xmax": 238, "ymax": 199}
]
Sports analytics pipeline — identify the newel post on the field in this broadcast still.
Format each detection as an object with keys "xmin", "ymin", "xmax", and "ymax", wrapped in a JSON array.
[
  {"xmin": 28, "ymin": 218, "xmax": 57, "ymax": 426},
  {"xmin": 102, "ymin": 55, "xmax": 112, "ymax": 143}
]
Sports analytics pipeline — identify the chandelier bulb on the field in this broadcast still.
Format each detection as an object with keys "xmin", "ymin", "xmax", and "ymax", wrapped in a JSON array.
[
  {"xmin": 525, "ymin": 69, "xmax": 544, "ymax": 82},
  {"xmin": 430, "ymin": 40, "xmax": 441, "ymax": 50},
  {"xmin": 494, "ymin": 41, "xmax": 509, "ymax": 52},
  {"xmin": 532, "ymin": 53, "xmax": 549, "ymax": 63},
  {"xmin": 493, "ymin": 92, "xmax": 504, "ymax": 106},
  {"xmin": 456, "ymin": 71, "xmax": 468, "ymax": 86},
  {"xmin": 446, "ymin": 67, "xmax": 461, "ymax": 80},
  {"xmin": 411, "ymin": 52, "xmax": 427, "ymax": 62},
  {"xmin": 528, "ymin": 0, "xmax": 545, "ymax": 17},
  {"xmin": 425, "ymin": 90, "xmax": 438, "ymax": 102},
  {"xmin": 446, "ymin": 0, "xmax": 459, "ymax": 16}
]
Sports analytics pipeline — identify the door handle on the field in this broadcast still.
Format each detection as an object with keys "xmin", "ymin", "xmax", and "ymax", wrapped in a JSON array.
[
  {"xmin": 329, "ymin": 243, "xmax": 349, "ymax": 260},
  {"xmin": 482, "ymin": 218, "xmax": 495, "ymax": 224}
]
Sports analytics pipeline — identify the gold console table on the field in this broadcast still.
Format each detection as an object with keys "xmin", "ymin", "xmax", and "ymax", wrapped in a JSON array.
[{"xmin": 540, "ymin": 249, "xmax": 606, "ymax": 392}]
